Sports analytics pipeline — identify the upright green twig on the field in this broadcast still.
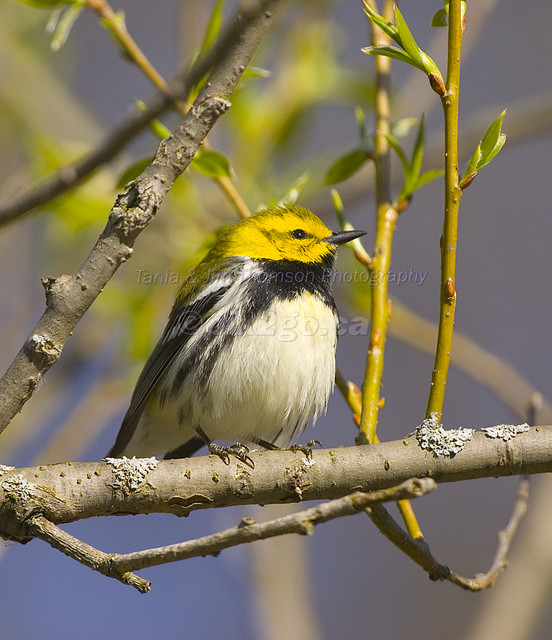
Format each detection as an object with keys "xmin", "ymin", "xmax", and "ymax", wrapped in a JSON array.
[
  {"xmin": 425, "ymin": 0, "xmax": 464, "ymax": 419},
  {"xmin": 358, "ymin": 0, "xmax": 397, "ymax": 447}
]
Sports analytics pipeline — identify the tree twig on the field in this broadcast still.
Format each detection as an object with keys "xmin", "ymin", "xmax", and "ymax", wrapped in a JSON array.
[
  {"xmin": 358, "ymin": 0, "xmax": 422, "ymax": 540},
  {"xmin": 17, "ymin": 478, "xmax": 433, "ymax": 591},
  {"xmin": 425, "ymin": 0, "xmax": 464, "ymax": 418},
  {"xmin": 365, "ymin": 475, "xmax": 529, "ymax": 590},
  {"xmin": 358, "ymin": 0, "xmax": 397, "ymax": 446},
  {"xmin": 111, "ymin": 478, "xmax": 435, "ymax": 573},
  {"xmin": 26, "ymin": 514, "xmax": 151, "ymax": 593}
]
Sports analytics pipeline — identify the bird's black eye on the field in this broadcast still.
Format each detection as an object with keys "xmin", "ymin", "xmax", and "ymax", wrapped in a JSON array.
[{"xmin": 291, "ymin": 228, "xmax": 308, "ymax": 240}]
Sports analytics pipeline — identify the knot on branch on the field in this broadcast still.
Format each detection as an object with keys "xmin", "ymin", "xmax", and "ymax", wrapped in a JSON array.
[
  {"xmin": 25, "ymin": 334, "xmax": 63, "ymax": 369},
  {"xmin": 109, "ymin": 179, "xmax": 164, "ymax": 235},
  {"xmin": 192, "ymin": 96, "xmax": 232, "ymax": 123},
  {"xmin": 0, "ymin": 472, "xmax": 40, "ymax": 543}
]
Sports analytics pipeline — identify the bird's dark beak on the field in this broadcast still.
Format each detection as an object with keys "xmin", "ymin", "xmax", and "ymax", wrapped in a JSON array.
[{"xmin": 324, "ymin": 229, "xmax": 366, "ymax": 246}]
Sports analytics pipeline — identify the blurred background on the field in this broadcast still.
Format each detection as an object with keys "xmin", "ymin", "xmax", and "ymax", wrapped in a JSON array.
[{"xmin": 1, "ymin": 0, "xmax": 551, "ymax": 638}]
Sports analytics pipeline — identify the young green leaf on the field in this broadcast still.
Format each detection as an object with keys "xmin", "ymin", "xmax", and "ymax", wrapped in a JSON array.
[
  {"xmin": 382, "ymin": 133, "xmax": 409, "ymax": 175},
  {"xmin": 191, "ymin": 149, "xmax": 233, "ymax": 179},
  {"xmin": 430, "ymin": 9, "xmax": 448, "ymax": 27},
  {"xmin": 362, "ymin": 46, "xmax": 424, "ymax": 71},
  {"xmin": 134, "ymin": 101, "xmax": 173, "ymax": 141},
  {"xmin": 385, "ymin": 115, "xmax": 443, "ymax": 204},
  {"xmin": 324, "ymin": 149, "xmax": 371, "ymax": 185},
  {"xmin": 394, "ymin": 5, "xmax": 425, "ymax": 69},
  {"xmin": 362, "ymin": 2, "xmax": 401, "ymax": 45},
  {"xmin": 410, "ymin": 115, "xmax": 426, "ymax": 181},
  {"xmin": 47, "ymin": 3, "xmax": 84, "ymax": 51},
  {"xmin": 241, "ymin": 67, "xmax": 271, "ymax": 80},
  {"xmin": 430, "ymin": 1, "xmax": 467, "ymax": 27},
  {"xmin": 149, "ymin": 118, "xmax": 172, "ymax": 141},
  {"xmin": 462, "ymin": 110, "xmax": 506, "ymax": 185},
  {"xmin": 198, "ymin": 0, "xmax": 225, "ymax": 59},
  {"xmin": 390, "ymin": 118, "xmax": 418, "ymax": 140},
  {"xmin": 413, "ymin": 168, "xmax": 444, "ymax": 191}
]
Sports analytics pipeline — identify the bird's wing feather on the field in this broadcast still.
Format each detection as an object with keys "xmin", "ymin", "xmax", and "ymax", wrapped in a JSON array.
[{"xmin": 108, "ymin": 274, "xmax": 235, "ymax": 456}]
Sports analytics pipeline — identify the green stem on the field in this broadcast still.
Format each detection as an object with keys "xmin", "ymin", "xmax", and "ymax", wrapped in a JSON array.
[
  {"xmin": 425, "ymin": 0, "xmax": 464, "ymax": 418},
  {"xmin": 359, "ymin": 0, "xmax": 397, "ymax": 446}
]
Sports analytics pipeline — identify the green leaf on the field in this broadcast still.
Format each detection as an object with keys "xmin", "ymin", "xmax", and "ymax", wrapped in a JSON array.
[
  {"xmin": 463, "ymin": 110, "xmax": 507, "ymax": 179},
  {"xmin": 134, "ymin": 101, "xmax": 172, "ymax": 141},
  {"xmin": 149, "ymin": 118, "xmax": 172, "ymax": 141},
  {"xmin": 430, "ymin": 9, "xmax": 448, "ymax": 27},
  {"xmin": 432, "ymin": 1, "xmax": 467, "ymax": 26},
  {"xmin": 241, "ymin": 66, "xmax": 271, "ymax": 80},
  {"xmin": 191, "ymin": 149, "xmax": 233, "ymax": 179},
  {"xmin": 362, "ymin": 3, "xmax": 401, "ymax": 46},
  {"xmin": 362, "ymin": 46, "xmax": 424, "ymax": 71},
  {"xmin": 324, "ymin": 149, "xmax": 370, "ymax": 185},
  {"xmin": 198, "ymin": 0, "xmax": 225, "ymax": 58},
  {"xmin": 46, "ymin": 3, "xmax": 84, "ymax": 50},
  {"xmin": 464, "ymin": 147, "xmax": 482, "ymax": 179},
  {"xmin": 383, "ymin": 133, "xmax": 409, "ymax": 174},
  {"xmin": 410, "ymin": 115, "xmax": 426, "ymax": 181},
  {"xmin": 413, "ymin": 168, "xmax": 444, "ymax": 191},
  {"xmin": 394, "ymin": 5, "xmax": 425, "ymax": 69},
  {"xmin": 390, "ymin": 118, "xmax": 418, "ymax": 140},
  {"xmin": 355, "ymin": 106, "xmax": 375, "ymax": 153},
  {"xmin": 116, "ymin": 157, "xmax": 153, "ymax": 190},
  {"xmin": 386, "ymin": 115, "xmax": 443, "ymax": 202}
]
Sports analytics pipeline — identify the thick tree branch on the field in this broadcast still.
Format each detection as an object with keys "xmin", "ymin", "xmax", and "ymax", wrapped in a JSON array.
[
  {"xmin": 0, "ymin": 0, "xmax": 282, "ymax": 435},
  {"xmin": 0, "ymin": 426, "xmax": 548, "ymax": 541}
]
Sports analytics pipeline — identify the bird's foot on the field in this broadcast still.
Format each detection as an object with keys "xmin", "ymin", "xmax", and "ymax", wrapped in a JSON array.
[
  {"xmin": 208, "ymin": 442, "xmax": 255, "ymax": 468},
  {"xmin": 288, "ymin": 439, "xmax": 322, "ymax": 459}
]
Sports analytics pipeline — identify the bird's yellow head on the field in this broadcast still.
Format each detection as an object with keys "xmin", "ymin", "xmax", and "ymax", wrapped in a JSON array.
[{"xmin": 214, "ymin": 204, "xmax": 365, "ymax": 264}]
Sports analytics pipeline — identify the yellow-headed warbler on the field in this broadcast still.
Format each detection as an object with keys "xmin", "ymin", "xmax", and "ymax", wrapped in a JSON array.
[{"xmin": 108, "ymin": 204, "xmax": 365, "ymax": 464}]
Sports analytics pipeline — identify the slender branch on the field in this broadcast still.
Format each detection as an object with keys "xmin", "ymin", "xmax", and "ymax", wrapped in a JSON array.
[
  {"xmin": 449, "ymin": 476, "xmax": 530, "ymax": 590},
  {"xmin": 425, "ymin": 0, "xmax": 464, "ymax": 418},
  {"xmin": 357, "ymin": 0, "xmax": 422, "ymax": 539},
  {"xmin": 26, "ymin": 514, "xmax": 151, "ymax": 593},
  {"xmin": 0, "ymin": 0, "xmax": 282, "ymax": 434},
  {"xmin": 111, "ymin": 478, "xmax": 435, "ymax": 573},
  {"xmin": 365, "ymin": 475, "xmax": 529, "ymax": 590},
  {"xmin": 17, "ymin": 479, "xmax": 433, "ymax": 591},
  {"xmin": 359, "ymin": 0, "xmax": 397, "ymax": 445}
]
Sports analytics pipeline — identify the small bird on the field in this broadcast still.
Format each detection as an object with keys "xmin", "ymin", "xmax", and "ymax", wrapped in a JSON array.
[{"xmin": 108, "ymin": 204, "xmax": 365, "ymax": 464}]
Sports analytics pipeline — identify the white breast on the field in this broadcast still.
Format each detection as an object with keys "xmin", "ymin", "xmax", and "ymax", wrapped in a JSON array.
[
  {"xmin": 191, "ymin": 293, "xmax": 338, "ymax": 444},
  {"xmin": 124, "ymin": 291, "xmax": 338, "ymax": 456}
]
